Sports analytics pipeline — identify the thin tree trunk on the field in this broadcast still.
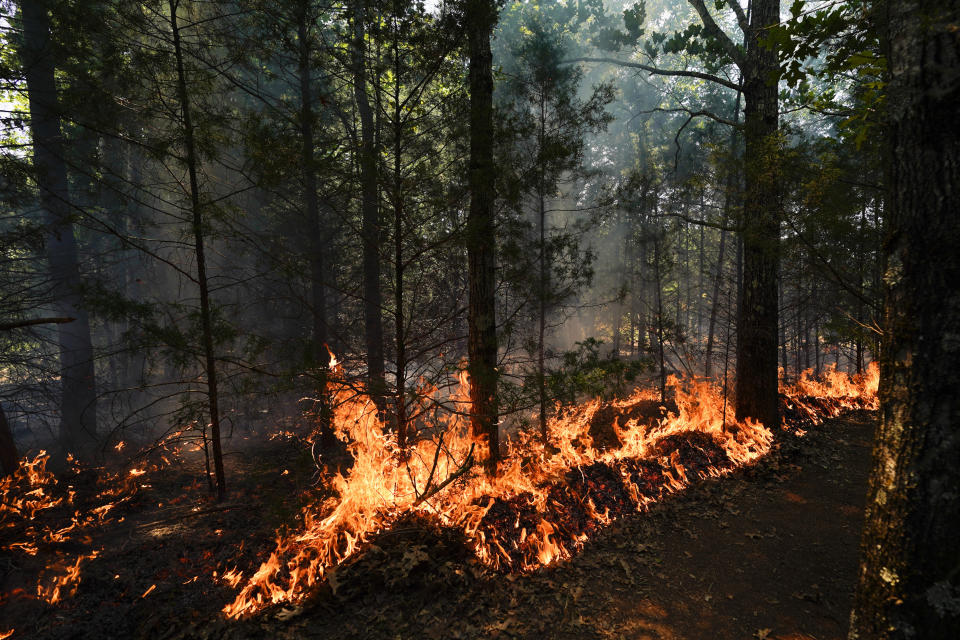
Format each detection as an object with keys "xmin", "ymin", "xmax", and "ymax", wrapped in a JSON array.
[
  {"xmin": 706, "ymin": 87, "xmax": 742, "ymax": 379},
  {"xmin": 849, "ymin": 2, "xmax": 960, "ymax": 637},
  {"xmin": 465, "ymin": 0, "xmax": 499, "ymax": 474},
  {"xmin": 21, "ymin": 0, "xmax": 98, "ymax": 454},
  {"xmin": 298, "ymin": 4, "xmax": 334, "ymax": 450},
  {"xmin": 537, "ymin": 92, "xmax": 548, "ymax": 444},
  {"xmin": 0, "ymin": 403, "xmax": 18, "ymax": 476},
  {"xmin": 353, "ymin": 2, "xmax": 386, "ymax": 410},
  {"xmin": 169, "ymin": 0, "xmax": 225, "ymax": 500},
  {"xmin": 392, "ymin": 22, "xmax": 407, "ymax": 453},
  {"xmin": 654, "ymin": 236, "xmax": 667, "ymax": 402}
]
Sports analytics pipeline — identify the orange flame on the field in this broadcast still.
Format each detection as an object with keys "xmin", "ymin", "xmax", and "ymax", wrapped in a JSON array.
[{"xmin": 223, "ymin": 363, "xmax": 788, "ymax": 618}]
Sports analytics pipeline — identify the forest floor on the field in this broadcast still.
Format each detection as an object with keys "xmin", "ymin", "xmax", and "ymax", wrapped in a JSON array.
[{"xmin": 1, "ymin": 411, "xmax": 876, "ymax": 640}]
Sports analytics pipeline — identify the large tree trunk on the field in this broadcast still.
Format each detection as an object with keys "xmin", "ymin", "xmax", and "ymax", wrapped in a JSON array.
[
  {"xmin": 849, "ymin": 1, "xmax": 960, "ymax": 637},
  {"xmin": 21, "ymin": 0, "xmax": 98, "ymax": 453},
  {"xmin": 734, "ymin": 0, "xmax": 780, "ymax": 428},
  {"xmin": 465, "ymin": 0, "xmax": 499, "ymax": 474},
  {"xmin": 169, "ymin": 0, "xmax": 225, "ymax": 500},
  {"xmin": 352, "ymin": 2, "xmax": 386, "ymax": 410}
]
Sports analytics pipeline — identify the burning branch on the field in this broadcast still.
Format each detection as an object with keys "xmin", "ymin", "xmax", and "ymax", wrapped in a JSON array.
[{"xmin": 411, "ymin": 443, "xmax": 475, "ymax": 510}]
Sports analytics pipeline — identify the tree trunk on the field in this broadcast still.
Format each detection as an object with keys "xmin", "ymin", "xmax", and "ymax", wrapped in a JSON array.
[
  {"xmin": 297, "ymin": 4, "xmax": 334, "ymax": 451},
  {"xmin": 21, "ymin": 0, "xmax": 98, "ymax": 453},
  {"xmin": 353, "ymin": 2, "xmax": 386, "ymax": 410},
  {"xmin": 734, "ymin": 0, "xmax": 780, "ymax": 428},
  {"xmin": 653, "ymin": 236, "xmax": 667, "ymax": 403},
  {"xmin": 465, "ymin": 0, "xmax": 499, "ymax": 474},
  {"xmin": 0, "ymin": 403, "xmax": 18, "ymax": 476},
  {"xmin": 169, "ymin": 0, "xmax": 225, "ymax": 500},
  {"xmin": 706, "ymin": 88, "xmax": 742, "ymax": 379},
  {"xmin": 392, "ymin": 26, "xmax": 407, "ymax": 454},
  {"xmin": 849, "ymin": 2, "xmax": 960, "ymax": 637},
  {"xmin": 537, "ymin": 92, "xmax": 548, "ymax": 444}
]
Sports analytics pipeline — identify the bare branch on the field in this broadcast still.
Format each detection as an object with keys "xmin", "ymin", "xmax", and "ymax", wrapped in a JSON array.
[
  {"xmin": 724, "ymin": 0, "xmax": 750, "ymax": 34},
  {"xmin": 411, "ymin": 444, "xmax": 475, "ymax": 509},
  {"xmin": 563, "ymin": 57, "xmax": 741, "ymax": 92},
  {"xmin": 0, "ymin": 316, "xmax": 75, "ymax": 331}
]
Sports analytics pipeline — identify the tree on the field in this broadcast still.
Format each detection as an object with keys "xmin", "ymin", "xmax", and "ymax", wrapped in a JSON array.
[
  {"xmin": 498, "ymin": 19, "xmax": 612, "ymax": 442},
  {"xmin": 572, "ymin": 0, "xmax": 783, "ymax": 428},
  {"xmin": 465, "ymin": 0, "xmax": 500, "ymax": 474},
  {"xmin": 352, "ymin": 1, "xmax": 388, "ymax": 411},
  {"xmin": 167, "ymin": 0, "xmax": 226, "ymax": 499},
  {"xmin": 849, "ymin": 1, "xmax": 960, "ymax": 637},
  {"xmin": 20, "ymin": 0, "xmax": 99, "ymax": 454}
]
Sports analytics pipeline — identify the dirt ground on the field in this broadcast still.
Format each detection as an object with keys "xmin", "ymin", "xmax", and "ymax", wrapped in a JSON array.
[{"xmin": 1, "ymin": 411, "xmax": 876, "ymax": 640}]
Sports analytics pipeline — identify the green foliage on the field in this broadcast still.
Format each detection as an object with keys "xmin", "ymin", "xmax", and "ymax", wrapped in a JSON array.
[
  {"xmin": 546, "ymin": 338, "xmax": 650, "ymax": 404},
  {"xmin": 765, "ymin": 1, "xmax": 885, "ymax": 146}
]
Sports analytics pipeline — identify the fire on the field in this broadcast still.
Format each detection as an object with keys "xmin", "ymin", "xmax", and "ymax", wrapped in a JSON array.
[
  {"xmin": 780, "ymin": 362, "xmax": 879, "ymax": 428},
  {"xmin": 36, "ymin": 549, "xmax": 100, "ymax": 604},
  {"xmin": 223, "ymin": 362, "xmax": 788, "ymax": 618},
  {"xmin": 2, "ymin": 443, "xmax": 178, "ymax": 606}
]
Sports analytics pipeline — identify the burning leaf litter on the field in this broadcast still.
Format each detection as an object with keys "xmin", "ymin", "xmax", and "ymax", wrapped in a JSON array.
[{"xmin": 223, "ymin": 361, "xmax": 878, "ymax": 618}]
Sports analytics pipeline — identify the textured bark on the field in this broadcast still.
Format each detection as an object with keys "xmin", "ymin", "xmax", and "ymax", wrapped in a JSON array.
[
  {"xmin": 465, "ymin": 0, "xmax": 499, "ymax": 474},
  {"xmin": 849, "ymin": 2, "xmax": 960, "ymax": 637},
  {"xmin": 169, "ymin": 0, "xmax": 225, "ymax": 500},
  {"xmin": 733, "ymin": 0, "xmax": 780, "ymax": 428},
  {"xmin": 21, "ymin": 0, "xmax": 99, "ymax": 452},
  {"xmin": 353, "ymin": 3, "xmax": 386, "ymax": 409}
]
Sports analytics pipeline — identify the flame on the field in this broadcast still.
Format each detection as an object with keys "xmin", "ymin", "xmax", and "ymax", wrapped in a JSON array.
[
  {"xmin": 223, "ymin": 361, "xmax": 792, "ymax": 618},
  {"xmin": 36, "ymin": 549, "xmax": 100, "ymax": 604},
  {"xmin": 780, "ymin": 362, "xmax": 879, "ymax": 427},
  {"xmin": 2, "ymin": 445, "xmax": 179, "ymax": 606}
]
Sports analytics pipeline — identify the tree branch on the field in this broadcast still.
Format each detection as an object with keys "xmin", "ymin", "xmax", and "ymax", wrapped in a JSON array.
[
  {"xmin": 723, "ymin": 0, "xmax": 750, "ymax": 34},
  {"xmin": 0, "ymin": 316, "xmax": 75, "ymax": 331},
  {"xmin": 563, "ymin": 57, "xmax": 741, "ymax": 92},
  {"xmin": 637, "ymin": 105, "xmax": 744, "ymax": 130},
  {"xmin": 410, "ymin": 444, "xmax": 475, "ymax": 509},
  {"xmin": 686, "ymin": 0, "xmax": 746, "ymax": 67}
]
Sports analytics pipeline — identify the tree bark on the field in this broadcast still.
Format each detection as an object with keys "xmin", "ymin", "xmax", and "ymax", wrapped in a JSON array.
[
  {"xmin": 465, "ymin": 0, "xmax": 499, "ymax": 474},
  {"xmin": 169, "ymin": 0, "xmax": 225, "ymax": 500},
  {"xmin": 849, "ymin": 1, "xmax": 960, "ymax": 637},
  {"xmin": 352, "ymin": 2, "xmax": 387, "ymax": 410},
  {"xmin": 298, "ymin": 2, "xmax": 335, "ymax": 451},
  {"xmin": 21, "ymin": 0, "xmax": 98, "ymax": 453},
  {"xmin": 733, "ymin": 0, "xmax": 781, "ymax": 428}
]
